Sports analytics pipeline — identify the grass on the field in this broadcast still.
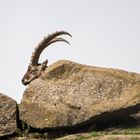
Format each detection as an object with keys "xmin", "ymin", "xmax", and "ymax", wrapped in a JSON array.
[
  {"xmin": 8, "ymin": 127, "xmax": 140, "ymax": 140},
  {"xmin": 72, "ymin": 128, "xmax": 140, "ymax": 140},
  {"xmin": 109, "ymin": 128, "xmax": 140, "ymax": 135}
]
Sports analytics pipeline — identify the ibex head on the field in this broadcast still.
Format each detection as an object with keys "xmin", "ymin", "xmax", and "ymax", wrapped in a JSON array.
[{"xmin": 22, "ymin": 31, "xmax": 72, "ymax": 86}]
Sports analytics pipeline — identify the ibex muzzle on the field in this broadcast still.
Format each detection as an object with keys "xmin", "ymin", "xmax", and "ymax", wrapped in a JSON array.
[{"xmin": 22, "ymin": 31, "xmax": 72, "ymax": 86}]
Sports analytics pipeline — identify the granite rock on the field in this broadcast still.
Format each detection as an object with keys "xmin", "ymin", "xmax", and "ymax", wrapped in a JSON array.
[
  {"xmin": 19, "ymin": 60, "xmax": 140, "ymax": 129},
  {"xmin": 0, "ymin": 93, "xmax": 17, "ymax": 137}
]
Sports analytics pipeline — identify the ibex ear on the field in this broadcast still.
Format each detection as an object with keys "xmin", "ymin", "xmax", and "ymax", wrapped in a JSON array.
[{"xmin": 41, "ymin": 59, "xmax": 48, "ymax": 70}]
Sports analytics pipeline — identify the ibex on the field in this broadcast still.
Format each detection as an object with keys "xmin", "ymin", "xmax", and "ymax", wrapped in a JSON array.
[{"xmin": 22, "ymin": 31, "xmax": 72, "ymax": 86}]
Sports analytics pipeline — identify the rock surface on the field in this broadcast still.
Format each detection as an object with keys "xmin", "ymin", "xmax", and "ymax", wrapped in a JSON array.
[
  {"xmin": 0, "ymin": 93, "xmax": 17, "ymax": 137},
  {"xmin": 19, "ymin": 60, "xmax": 140, "ymax": 129}
]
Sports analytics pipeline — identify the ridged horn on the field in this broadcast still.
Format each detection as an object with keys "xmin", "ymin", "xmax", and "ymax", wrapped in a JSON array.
[{"xmin": 30, "ymin": 31, "xmax": 72, "ymax": 65}]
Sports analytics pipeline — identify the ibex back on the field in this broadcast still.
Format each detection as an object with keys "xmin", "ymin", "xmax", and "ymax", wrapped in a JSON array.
[{"xmin": 22, "ymin": 31, "xmax": 72, "ymax": 86}]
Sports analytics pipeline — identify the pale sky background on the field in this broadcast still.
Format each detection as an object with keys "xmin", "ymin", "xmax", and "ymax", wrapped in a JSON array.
[{"xmin": 0, "ymin": 0, "xmax": 140, "ymax": 103}]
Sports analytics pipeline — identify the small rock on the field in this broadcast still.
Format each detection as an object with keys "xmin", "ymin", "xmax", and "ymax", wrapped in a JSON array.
[
  {"xmin": 0, "ymin": 93, "xmax": 17, "ymax": 137},
  {"xmin": 19, "ymin": 60, "xmax": 140, "ymax": 129}
]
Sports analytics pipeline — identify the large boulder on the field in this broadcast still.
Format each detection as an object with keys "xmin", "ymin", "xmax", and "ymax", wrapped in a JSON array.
[
  {"xmin": 19, "ymin": 60, "xmax": 140, "ymax": 129},
  {"xmin": 0, "ymin": 93, "xmax": 17, "ymax": 137}
]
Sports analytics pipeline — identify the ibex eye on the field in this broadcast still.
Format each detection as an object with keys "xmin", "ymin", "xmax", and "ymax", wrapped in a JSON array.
[{"xmin": 31, "ymin": 70, "xmax": 36, "ymax": 74}]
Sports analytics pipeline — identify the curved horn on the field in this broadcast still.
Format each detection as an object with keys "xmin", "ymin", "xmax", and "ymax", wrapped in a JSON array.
[
  {"xmin": 30, "ymin": 31, "xmax": 72, "ymax": 65},
  {"xmin": 48, "ymin": 37, "xmax": 70, "ymax": 46}
]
